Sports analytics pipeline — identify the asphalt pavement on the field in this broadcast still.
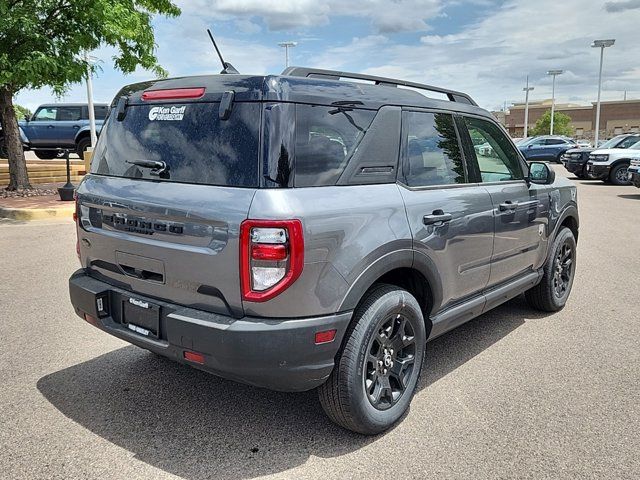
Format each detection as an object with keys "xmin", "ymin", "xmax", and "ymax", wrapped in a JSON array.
[{"xmin": 0, "ymin": 167, "xmax": 638, "ymax": 479}]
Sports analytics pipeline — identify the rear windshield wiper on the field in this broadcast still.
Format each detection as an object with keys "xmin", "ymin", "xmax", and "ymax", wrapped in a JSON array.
[{"xmin": 125, "ymin": 159, "xmax": 170, "ymax": 178}]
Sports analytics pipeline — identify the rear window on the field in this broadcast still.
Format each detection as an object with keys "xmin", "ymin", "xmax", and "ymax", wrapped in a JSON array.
[{"xmin": 91, "ymin": 102, "xmax": 260, "ymax": 187}]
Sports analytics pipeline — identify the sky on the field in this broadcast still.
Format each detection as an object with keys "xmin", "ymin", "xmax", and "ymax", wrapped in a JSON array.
[{"xmin": 15, "ymin": 0, "xmax": 640, "ymax": 113}]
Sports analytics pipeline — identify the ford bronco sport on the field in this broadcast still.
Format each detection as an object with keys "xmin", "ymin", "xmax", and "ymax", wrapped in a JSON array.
[{"xmin": 68, "ymin": 68, "xmax": 579, "ymax": 435}]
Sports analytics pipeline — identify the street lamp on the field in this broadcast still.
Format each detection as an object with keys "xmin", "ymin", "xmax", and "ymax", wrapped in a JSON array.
[
  {"xmin": 546, "ymin": 69, "xmax": 564, "ymax": 135},
  {"xmin": 84, "ymin": 52, "xmax": 98, "ymax": 149},
  {"xmin": 591, "ymin": 39, "xmax": 615, "ymax": 146},
  {"xmin": 278, "ymin": 41, "xmax": 297, "ymax": 68},
  {"xmin": 523, "ymin": 75, "xmax": 534, "ymax": 138}
]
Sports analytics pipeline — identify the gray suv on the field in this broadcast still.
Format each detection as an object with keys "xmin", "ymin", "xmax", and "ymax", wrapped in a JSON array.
[{"xmin": 68, "ymin": 68, "xmax": 579, "ymax": 434}]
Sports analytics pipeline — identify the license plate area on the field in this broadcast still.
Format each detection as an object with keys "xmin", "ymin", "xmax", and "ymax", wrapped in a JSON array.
[{"xmin": 122, "ymin": 297, "xmax": 160, "ymax": 339}]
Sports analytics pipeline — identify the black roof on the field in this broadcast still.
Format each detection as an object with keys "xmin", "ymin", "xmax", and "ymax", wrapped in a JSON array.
[
  {"xmin": 115, "ymin": 67, "xmax": 492, "ymax": 119},
  {"xmin": 37, "ymin": 102, "xmax": 109, "ymax": 108}
]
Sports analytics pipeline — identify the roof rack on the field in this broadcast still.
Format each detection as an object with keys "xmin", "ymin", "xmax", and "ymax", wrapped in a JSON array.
[{"xmin": 282, "ymin": 67, "xmax": 477, "ymax": 106}]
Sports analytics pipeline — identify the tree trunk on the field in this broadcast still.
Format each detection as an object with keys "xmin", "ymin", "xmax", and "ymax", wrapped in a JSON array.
[{"xmin": 0, "ymin": 86, "xmax": 31, "ymax": 190}]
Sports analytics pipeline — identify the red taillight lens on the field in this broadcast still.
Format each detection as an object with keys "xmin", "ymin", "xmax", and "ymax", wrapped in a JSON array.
[
  {"xmin": 74, "ymin": 196, "xmax": 81, "ymax": 262},
  {"xmin": 240, "ymin": 219, "xmax": 304, "ymax": 302},
  {"xmin": 141, "ymin": 87, "xmax": 205, "ymax": 101}
]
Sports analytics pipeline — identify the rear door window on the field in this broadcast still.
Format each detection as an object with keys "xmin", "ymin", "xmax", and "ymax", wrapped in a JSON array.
[
  {"xmin": 401, "ymin": 111, "xmax": 467, "ymax": 187},
  {"xmin": 91, "ymin": 102, "xmax": 260, "ymax": 187}
]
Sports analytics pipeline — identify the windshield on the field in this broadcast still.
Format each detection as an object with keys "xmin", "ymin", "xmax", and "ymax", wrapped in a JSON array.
[
  {"xmin": 598, "ymin": 136, "xmax": 625, "ymax": 149},
  {"xmin": 91, "ymin": 102, "xmax": 260, "ymax": 187},
  {"xmin": 629, "ymin": 140, "xmax": 640, "ymax": 150}
]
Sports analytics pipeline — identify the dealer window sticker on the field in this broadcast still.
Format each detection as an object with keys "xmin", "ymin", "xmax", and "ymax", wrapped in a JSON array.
[{"xmin": 148, "ymin": 105, "xmax": 187, "ymax": 121}]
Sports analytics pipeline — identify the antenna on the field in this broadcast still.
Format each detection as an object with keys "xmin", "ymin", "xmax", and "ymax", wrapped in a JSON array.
[{"xmin": 207, "ymin": 29, "xmax": 239, "ymax": 75}]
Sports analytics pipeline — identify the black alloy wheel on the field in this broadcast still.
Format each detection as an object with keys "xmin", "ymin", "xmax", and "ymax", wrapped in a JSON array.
[{"xmin": 364, "ymin": 314, "xmax": 417, "ymax": 410}]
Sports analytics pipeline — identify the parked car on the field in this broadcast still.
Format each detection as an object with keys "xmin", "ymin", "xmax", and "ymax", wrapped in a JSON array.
[
  {"xmin": 628, "ymin": 158, "xmax": 640, "ymax": 188},
  {"xmin": 585, "ymin": 139, "xmax": 640, "ymax": 185},
  {"xmin": 563, "ymin": 134, "xmax": 640, "ymax": 179},
  {"xmin": 68, "ymin": 67, "xmax": 579, "ymax": 435},
  {"xmin": 518, "ymin": 135, "xmax": 576, "ymax": 163},
  {"xmin": 2, "ymin": 103, "xmax": 108, "ymax": 159}
]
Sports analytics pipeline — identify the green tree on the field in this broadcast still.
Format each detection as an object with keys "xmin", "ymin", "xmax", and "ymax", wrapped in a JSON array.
[
  {"xmin": 13, "ymin": 104, "xmax": 32, "ymax": 121},
  {"xmin": 530, "ymin": 109, "xmax": 575, "ymax": 137},
  {"xmin": 0, "ymin": 0, "xmax": 180, "ymax": 190}
]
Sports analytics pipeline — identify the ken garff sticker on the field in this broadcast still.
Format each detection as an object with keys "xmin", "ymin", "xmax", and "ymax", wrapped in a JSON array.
[{"xmin": 148, "ymin": 105, "xmax": 186, "ymax": 121}]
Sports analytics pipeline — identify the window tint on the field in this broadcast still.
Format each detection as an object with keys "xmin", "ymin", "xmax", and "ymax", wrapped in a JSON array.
[
  {"xmin": 92, "ymin": 102, "xmax": 260, "ymax": 187},
  {"xmin": 94, "ymin": 105, "xmax": 109, "ymax": 119},
  {"xmin": 402, "ymin": 111, "xmax": 465, "ymax": 187},
  {"xmin": 56, "ymin": 107, "xmax": 82, "ymax": 121},
  {"xmin": 545, "ymin": 138, "xmax": 565, "ymax": 145},
  {"xmin": 618, "ymin": 136, "xmax": 640, "ymax": 149},
  {"xmin": 464, "ymin": 116, "xmax": 524, "ymax": 182},
  {"xmin": 294, "ymin": 105, "xmax": 375, "ymax": 187},
  {"xmin": 33, "ymin": 107, "xmax": 57, "ymax": 121}
]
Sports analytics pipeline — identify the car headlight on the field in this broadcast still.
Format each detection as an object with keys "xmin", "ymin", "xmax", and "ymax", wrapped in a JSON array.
[
  {"xmin": 589, "ymin": 154, "xmax": 609, "ymax": 162},
  {"xmin": 571, "ymin": 153, "xmax": 581, "ymax": 159}
]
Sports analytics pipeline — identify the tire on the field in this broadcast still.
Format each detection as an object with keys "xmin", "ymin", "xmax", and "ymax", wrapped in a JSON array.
[
  {"xmin": 555, "ymin": 153, "xmax": 564, "ymax": 164},
  {"xmin": 76, "ymin": 136, "xmax": 91, "ymax": 158},
  {"xmin": 34, "ymin": 150, "xmax": 59, "ymax": 160},
  {"xmin": 525, "ymin": 227, "xmax": 576, "ymax": 312},
  {"xmin": 318, "ymin": 284, "xmax": 426, "ymax": 435},
  {"xmin": 609, "ymin": 163, "xmax": 631, "ymax": 186}
]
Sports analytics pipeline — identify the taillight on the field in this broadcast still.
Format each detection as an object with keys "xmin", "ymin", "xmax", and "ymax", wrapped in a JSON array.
[
  {"xmin": 240, "ymin": 220, "xmax": 304, "ymax": 302},
  {"xmin": 74, "ymin": 196, "xmax": 80, "ymax": 262}
]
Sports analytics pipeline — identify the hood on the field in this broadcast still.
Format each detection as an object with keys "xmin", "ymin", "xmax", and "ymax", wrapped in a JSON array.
[
  {"xmin": 590, "ymin": 147, "xmax": 640, "ymax": 156},
  {"xmin": 565, "ymin": 147, "xmax": 593, "ymax": 154}
]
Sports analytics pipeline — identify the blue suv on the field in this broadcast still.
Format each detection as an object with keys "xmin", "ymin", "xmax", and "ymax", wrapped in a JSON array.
[
  {"xmin": 0, "ymin": 103, "xmax": 108, "ymax": 159},
  {"xmin": 518, "ymin": 136, "xmax": 576, "ymax": 163}
]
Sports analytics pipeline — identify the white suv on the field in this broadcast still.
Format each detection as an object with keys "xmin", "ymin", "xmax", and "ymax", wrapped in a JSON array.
[{"xmin": 586, "ymin": 139, "xmax": 640, "ymax": 185}]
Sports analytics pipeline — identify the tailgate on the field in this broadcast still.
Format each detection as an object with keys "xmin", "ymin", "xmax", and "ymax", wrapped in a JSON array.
[{"xmin": 76, "ymin": 175, "xmax": 255, "ymax": 317}]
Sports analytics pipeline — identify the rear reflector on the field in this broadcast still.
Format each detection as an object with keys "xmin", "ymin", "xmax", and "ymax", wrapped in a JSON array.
[
  {"xmin": 315, "ymin": 329, "xmax": 337, "ymax": 345},
  {"xmin": 83, "ymin": 313, "xmax": 98, "ymax": 327},
  {"xmin": 141, "ymin": 87, "xmax": 205, "ymax": 101},
  {"xmin": 251, "ymin": 243, "xmax": 287, "ymax": 261},
  {"xmin": 184, "ymin": 350, "xmax": 205, "ymax": 364}
]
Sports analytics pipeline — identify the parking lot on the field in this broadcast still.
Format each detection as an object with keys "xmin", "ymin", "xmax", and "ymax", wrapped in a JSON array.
[{"xmin": 0, "ymin": 166, "xmax": 638, "ymax": 479}]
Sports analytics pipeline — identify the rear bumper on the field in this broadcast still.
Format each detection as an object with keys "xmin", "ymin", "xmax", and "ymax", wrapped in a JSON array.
[{"xmin": 69, "ymin": 270, "xmax": 352, "ymax": 392}]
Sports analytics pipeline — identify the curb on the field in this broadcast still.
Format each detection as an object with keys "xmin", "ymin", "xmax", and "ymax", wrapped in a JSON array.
[{"xmin": 0, "ymin": 205, "xmax": 75, "ymax": 221}]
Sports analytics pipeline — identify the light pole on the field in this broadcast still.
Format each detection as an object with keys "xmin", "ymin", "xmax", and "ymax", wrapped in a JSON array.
[
  {"xmin": 591, "ymin": 39, "xmax": 615, "ymax": 146},
  {"xmin": 523, "ymin": 75, "xmax": 534, "ymax": 138},
  {"xmin": 546, "ymin": 70, "xmax": 564, "ymax": 135},
  {"xmin": 84, "ymin": 52, "xmax": 98, "ymax": 149},
  {"xmin": 278, "ymin": 41, "xmax": 297, "ymax": 68}
]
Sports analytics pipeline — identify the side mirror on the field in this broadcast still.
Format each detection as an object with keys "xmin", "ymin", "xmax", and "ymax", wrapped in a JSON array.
[
  {"xmin": 527, "ymin": 144, "xmax": 533, "ymax": 149},
  {"xmin": 24, "ymin": 114, "xmax": 30, "ymax": 122},
  {"xmin": 528, "ymin": 161, "xmax": 555, "ymax": 185}
]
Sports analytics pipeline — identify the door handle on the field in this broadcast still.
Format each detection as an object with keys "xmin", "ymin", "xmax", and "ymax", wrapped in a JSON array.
[
  {"xmin": 72, "ymin": 125, "xmax": 80, "ymax": 129},
  {"xmin": 423, "ymin": 210, "xmax": 453, "ymax": 225},
  {"xmin": 46, "ymin": 125, "xmax": 54, "ymax": 129},
  {"xmin": 499, "ymin": 201, "xmax": 518, "ymax": 211}
]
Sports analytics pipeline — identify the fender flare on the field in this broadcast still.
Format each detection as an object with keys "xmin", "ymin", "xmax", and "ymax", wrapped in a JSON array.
[
  {"xmin": 552, "ymin": 204, "xmax": 579, "ymax": 243},
  {"xmin": 74, "ymin": 126, "xmax": 92, "ymax": 144},
  {"xmin": 337, "ymin": 248, "xmax": 444, "ymax": 317}
]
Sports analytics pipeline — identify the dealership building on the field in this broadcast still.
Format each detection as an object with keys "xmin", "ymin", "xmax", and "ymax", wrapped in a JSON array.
[{"xmin": 499, "ymin": 98, "xmax": 640, "ymax": 140}]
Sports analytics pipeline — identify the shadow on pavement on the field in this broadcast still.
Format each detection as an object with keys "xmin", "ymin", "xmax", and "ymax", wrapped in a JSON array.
[
  {"xmin": 37, "ymin": 295, "xmax": 547, "ymax": 479},
  {"xmin": 618, "ymin": 193, "xmax": 640, "ymax": 200}
]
